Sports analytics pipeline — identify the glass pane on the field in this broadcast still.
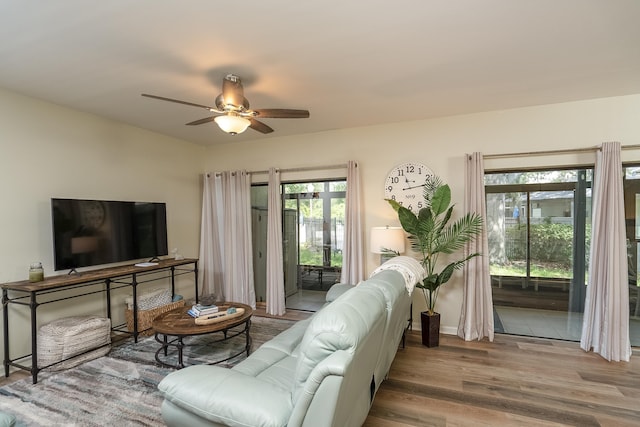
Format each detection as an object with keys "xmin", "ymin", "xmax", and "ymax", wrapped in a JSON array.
[
  {"xmin": 529, "ymin": 191, "xmax": 574, "ymax": 280},
  {"xmin": 626, "ymin": 166, "xmax": 640, "ymax": 180},
  {"xmin": 285, "ymin": 182, "xmax": 323, "ymax": 194},
  {"xmin": 329, "ymin": 181, "xmax": 347, "ymax": 192},
  {"xmin": 487, "ymin": 192, "xmax": 527, "ymax": 277},
  {"xmin": 330, "ymin": 197, "xmax": 344, "ymax": 267},
  {"xmin": 486, "ymin": 168, "xmax": 591, "ymax": 342},
  {"xmin": 299, "ymin": 199, "xmax": 324, "ymax": 266},
  {"xmin": 485, "ymin": 170, "xmax": 579, "ymax": 185},
  {"xmin": 623, "ymin": 171, "xmax": 640, "ymax": 346},
  {"xmin": 250, "ymin": 185, "xmax": 268, "ymax": 208}
]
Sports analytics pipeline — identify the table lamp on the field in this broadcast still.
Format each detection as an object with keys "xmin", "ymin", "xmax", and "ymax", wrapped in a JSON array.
[{"xmin": 370, "ymin": 226, "xmax": 405, "ymax": 264}]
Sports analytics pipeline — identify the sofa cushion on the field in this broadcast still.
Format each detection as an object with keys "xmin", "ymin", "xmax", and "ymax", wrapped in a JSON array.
[
  {"xmin": 258, "ymin": 316, "xmax": 312, "ymax": 356},
  {"xmin": 0, "ymin": 412, "xmax": 15, "ymax": 427},
  {"xmin": 232, "ymin": 316, "xmax": 311, "ymax": 379},
  {"xmin": 233, "ymin": 350, "xmax": 298, "ymax": 391},
  {"xmin": 159, "ymin": 365, "xmax": 293, "ymax": 427},
  {"xmin": 292, "ymin": 284, "xmax": 386, "ymax": 403}
]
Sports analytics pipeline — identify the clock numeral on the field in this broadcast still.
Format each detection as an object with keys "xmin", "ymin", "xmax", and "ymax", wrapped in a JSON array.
[
  {"xmin": 406, "ymin": 165, "xmax": 415, "ymax": 173},
  {"xmin": 386, "ymin": 185, "xmax": 393, "ymax": 192},
  {"xmin": 391, "ymin": 195, "xmax": 396, "ymax": 201},
  {"xmin": 417, "ymin": 201, "xmax": 423, "ymax": 209},
  {"xmin": 390, "ymin": 177, "xmax": 399, "ymax": 184},
  {"xmin": 396, "ymin": 170, "xmax": 404, "ymax": 177},
  {"xmin": 407, "ymin": 204, "xmax": 413, "ymax": 211}
]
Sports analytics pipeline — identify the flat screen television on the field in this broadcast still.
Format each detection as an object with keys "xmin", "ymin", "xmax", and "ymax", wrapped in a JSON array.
[{"xmin": 51, "ymin": 198, "xmax": 168, "ymax": 271}]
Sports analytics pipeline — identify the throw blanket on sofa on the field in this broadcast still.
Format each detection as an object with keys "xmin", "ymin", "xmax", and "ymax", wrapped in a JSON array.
[{"xmin": 370, "ymin": 256, "xmax": 425, "ymax": 294}]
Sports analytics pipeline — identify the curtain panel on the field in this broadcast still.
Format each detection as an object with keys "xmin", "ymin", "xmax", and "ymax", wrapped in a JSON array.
[
  {"xmin": 266, "ymin": 168, "xmax": 286, "ymax": 315},
  {"xmin": 580, "ymin": 142, "xmax": 631, "ymax": 362},
  {"xmin": 340, "ymin": 160, "xmax": 365, "ymax": 285},
  {"xmin": 458, "ymin": 152, "xmax": 494, "ymax": 342},
  {"xmin": 198, "ymin": 171, "xmax": 256, "ymax": 309}
]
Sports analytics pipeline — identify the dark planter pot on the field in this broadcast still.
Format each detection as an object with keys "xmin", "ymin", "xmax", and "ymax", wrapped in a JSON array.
[{"xmin": 420, "ymin": 311, "xmax": 440, "ymax": 347}]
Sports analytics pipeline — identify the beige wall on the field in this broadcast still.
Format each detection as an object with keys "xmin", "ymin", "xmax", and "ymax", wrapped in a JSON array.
[
  {"xmin": 204, "ymin": 93, "xmax": 640, "ymax": 333},
  {"xmin": 0, "ymin": 87, "xmax": 204, "ymax": 360}
]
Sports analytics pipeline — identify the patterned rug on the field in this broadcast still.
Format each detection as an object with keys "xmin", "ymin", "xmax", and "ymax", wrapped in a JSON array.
[{"xmin": 0, "ymin": 316, "xmax": 296, "ymax": 427}]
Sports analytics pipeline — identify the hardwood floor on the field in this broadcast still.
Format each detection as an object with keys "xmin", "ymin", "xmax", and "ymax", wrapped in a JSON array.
[
  {"xmin": 3, "ymin": 324, "xmax": 637, "ymax": 426},
  {"xmin": 365, "ymin": 332, "xmax": 640, "ymax": 427}
]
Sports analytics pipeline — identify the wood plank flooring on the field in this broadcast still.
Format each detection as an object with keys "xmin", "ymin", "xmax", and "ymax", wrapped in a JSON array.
[
  {"xmin": 2, "ymin": 323, "xmax": 637, "ymax": 426},
  {"xmin": 365, "ymin": 332, "xmax": 640, "ymax": 427}
]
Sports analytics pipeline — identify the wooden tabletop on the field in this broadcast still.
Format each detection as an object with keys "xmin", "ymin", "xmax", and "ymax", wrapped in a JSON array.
[
  {"xmin": 1, "ymin": 258, "xmax": 198, "ymax": 292},
  {"xmin": 152, "ymin": 302, "xmax": 253, "ymax": 336}
]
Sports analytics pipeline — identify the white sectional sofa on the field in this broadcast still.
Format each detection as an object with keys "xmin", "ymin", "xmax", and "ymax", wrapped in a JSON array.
[{"xmin": 158, "ymin": 257, "xmax": 424, "ymax": 427}]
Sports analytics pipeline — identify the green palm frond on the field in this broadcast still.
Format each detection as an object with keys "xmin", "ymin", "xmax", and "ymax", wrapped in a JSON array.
[{"xmin": 433, "ymin": 213, "xmax": 483, "ymax": 254}]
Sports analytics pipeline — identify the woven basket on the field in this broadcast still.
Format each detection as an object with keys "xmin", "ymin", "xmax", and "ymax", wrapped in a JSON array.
[
  {"xmin": 38, "ymin": 316, "xmax": 111, "ymax": 371},
  {"xmin": 125, "ymin": 299, "xmax": 185, "ymax": 336}
]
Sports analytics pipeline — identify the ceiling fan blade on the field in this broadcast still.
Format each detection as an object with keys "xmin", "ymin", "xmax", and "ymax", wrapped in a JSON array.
[
  {"xmin": 141, "ymin": 93, "xmax": 216, "ymax": 111},
  {"xmin": 186, "ymin": 116, "xmax": 217, "ymax": 126},
  {"xmin": 249, "ymin": 118, "xmax": 274, "ymax": 134},
  {"xmin": 253, "ymin": 109, "xmax": 310, "ymax": 119}
]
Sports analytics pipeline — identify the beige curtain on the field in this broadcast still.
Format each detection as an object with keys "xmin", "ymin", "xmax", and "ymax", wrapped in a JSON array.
[
  {"xmin": 266, "ymin": 168, "xmax": 286, "ymax": 315},
  {"xmin": 198, "ymin": 171, "xmax": 256, "ymax": 309},
  {"xmin": 340, "ymin": 161, "xmax": 365, "ymax": 284},
  {"xmin": 458, "ymin": 152, "xmax": 494, "ymax": 341},
  {"xmin": 198, "ymin": 173, "xmax": 224, "ymax": 300},
  {"xmin": 580, "ymin": 142, "xmax": 631, "ymax": 361}
]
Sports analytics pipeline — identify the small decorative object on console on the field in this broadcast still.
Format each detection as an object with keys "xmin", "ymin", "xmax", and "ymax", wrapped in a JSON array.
[
  {"xmin": 194, "ymin": 307, "xmax": 245, "ymax": 325},
  {"xmin": 187, "ymin": 303, "xmax": 219, "ymax": 318},
  {"xmin": 171, "ymin": 248, "xmax": 184, "ymax": 260},
  {"xmin": 28, "ymin": 262, "xmax": 44, "ymax": 282}
]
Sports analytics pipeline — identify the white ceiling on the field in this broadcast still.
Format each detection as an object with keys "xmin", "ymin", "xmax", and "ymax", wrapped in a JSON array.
[{"xmin": 1, "ymin": 0, "xmax": 640, "ymax": 147}]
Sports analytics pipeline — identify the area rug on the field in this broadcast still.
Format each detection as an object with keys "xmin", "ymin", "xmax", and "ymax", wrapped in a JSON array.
[
  {"xmin": 109, "ymin": 315, "xmax": 296, "ymax": 368},
  {"xmin": 0, "ymin": 316, "xmax": 296, "ymax": 427}
]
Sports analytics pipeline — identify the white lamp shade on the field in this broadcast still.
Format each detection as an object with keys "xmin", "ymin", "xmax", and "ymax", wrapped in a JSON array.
[
  {"xmin": 370, "ymin": 226, "xmax": 405, "ymax": 254},
  {"xmin": 214, "ymin": 115, "xmax": 251, "ymax": 134}
]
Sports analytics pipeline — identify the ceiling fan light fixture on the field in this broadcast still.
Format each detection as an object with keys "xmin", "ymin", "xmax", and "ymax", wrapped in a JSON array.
[{"xmin": 214, "ymin": 114, "xmax": 250, "ymax": 135}]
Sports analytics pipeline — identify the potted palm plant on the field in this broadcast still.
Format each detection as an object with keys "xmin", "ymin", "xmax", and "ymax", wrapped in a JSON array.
[{"xmin": 387, "ymin": 176, "xmax": 482, "ymax": 347}]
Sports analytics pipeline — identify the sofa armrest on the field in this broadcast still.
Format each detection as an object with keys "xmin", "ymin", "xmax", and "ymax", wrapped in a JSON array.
[
  {"xmin": 325, "ymin": 283, "xmax": 354, "ymax": 302},
  {"xmin": 159, "ymin": 365, "xmax": 293, "ymax": 427},
  {"xmin": 288, "ymin": 351, "xmax": 350, "ymax": 426}
]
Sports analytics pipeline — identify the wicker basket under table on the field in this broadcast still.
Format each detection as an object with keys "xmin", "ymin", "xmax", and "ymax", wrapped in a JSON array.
[{"xmin": 125, "ymin": 299, "xmax": 185, "ymax": 336}]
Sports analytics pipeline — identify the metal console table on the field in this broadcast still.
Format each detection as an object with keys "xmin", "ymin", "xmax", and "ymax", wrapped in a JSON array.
[{"xmin": 2, "ymin": 258, "xmax": 198, "ymax": 384}]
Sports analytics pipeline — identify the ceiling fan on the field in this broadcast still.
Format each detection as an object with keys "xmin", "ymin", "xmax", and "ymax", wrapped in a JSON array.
[{"xmin": 142, "ymin": 74, "xmax": 310, "ymax": 135}]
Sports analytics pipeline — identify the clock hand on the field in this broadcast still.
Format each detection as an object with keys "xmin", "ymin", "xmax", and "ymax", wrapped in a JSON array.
[
  {"xmin": 403, "ymin": 183, "xmax": 426, "ymax": 190},
  {"xmin": 402, "ymin": 177, "xmax": 416, "ymax": 189}
]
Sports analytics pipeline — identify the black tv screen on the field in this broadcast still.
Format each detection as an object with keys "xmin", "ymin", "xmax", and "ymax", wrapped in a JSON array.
[{"xmin": 51, "ymin": 198, "xmax": 168, "ymax": 271}]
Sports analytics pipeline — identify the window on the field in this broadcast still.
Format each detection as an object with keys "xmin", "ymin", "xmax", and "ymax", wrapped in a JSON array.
[
  {"xmin": 485, "ymin": 168, "xmax": 592, "ymax": 340},
  {"xmin": 251, "ymin": 179, "xmax": 346, "ymax": 311}
]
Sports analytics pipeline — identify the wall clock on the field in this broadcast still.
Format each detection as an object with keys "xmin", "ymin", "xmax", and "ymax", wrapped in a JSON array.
[{"xmin": 384, "ymin": 162, "xmax": 433, "ymax": 213}]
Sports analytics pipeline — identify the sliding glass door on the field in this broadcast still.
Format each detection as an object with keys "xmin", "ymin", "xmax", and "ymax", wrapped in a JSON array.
[
  {"xmin": 251, "ymin": 180, "xmax": 345, "ymax": 311},
  {"xmin": 622, "ymin": 166, "xmax": 640, "ymax": 346},
  {"xmin": 486, "ymin": 169, "xmax": 591, "ymax": 341}
]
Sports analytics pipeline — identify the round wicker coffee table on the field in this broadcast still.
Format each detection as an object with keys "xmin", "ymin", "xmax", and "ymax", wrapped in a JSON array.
[{"xmin": 151, "ymin": 302, "xmax": 253, "ymax": 369}]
